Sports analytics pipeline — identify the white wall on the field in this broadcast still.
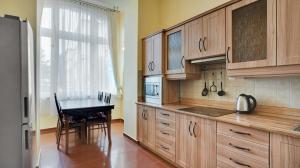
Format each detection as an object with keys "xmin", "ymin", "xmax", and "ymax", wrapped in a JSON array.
[{"xmin": 120, "ymin": 0, "xmax": 139, "ymax": 139}]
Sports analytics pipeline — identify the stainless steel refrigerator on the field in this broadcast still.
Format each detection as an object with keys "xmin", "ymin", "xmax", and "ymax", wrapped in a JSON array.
[{"xmin": 0, "ymin": 15, "xmax": 37, "ymax": 168}]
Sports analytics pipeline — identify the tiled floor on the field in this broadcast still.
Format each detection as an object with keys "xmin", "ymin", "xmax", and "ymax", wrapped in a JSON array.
[{"xmin": 40, "ymin": 122, "xmax": 174, "ymax": 168}]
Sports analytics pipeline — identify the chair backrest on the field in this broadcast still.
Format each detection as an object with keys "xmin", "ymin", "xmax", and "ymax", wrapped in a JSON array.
[
  {"xmin": 98, "ymin": 91, "xmax": 104, "ymax": 101},
  {"xmin": 54, "ymin": 93, "xmax": 64, "ymax": 125},
  {"xmin": 104, "ymin": 93, "xmax": 111, "ymax": 104}
]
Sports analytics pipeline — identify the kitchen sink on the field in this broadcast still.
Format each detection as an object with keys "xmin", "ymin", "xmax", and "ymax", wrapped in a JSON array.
[
  {"xmin": 177, "ymin": 106, "xmax": 234, "ymax": 117},
  {"xmin": 294, "ymin": 125, "xmax": 300, "ymax": 132}
]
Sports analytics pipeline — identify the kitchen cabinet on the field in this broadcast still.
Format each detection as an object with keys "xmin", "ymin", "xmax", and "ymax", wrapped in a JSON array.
[
  {"xmin": 143, "ymin": 32, "xmax": 163, "ymax": 76},
  {"xmin": 185, "ymin": 9, "xmax": 225, "ymax": 60},
  {"xmin": 226, "ymin": 0, "xmax": 276, "ymax": 70},
  {"xmin": 217, "ymin": 122, "xmax": 269, "ymax": 168},
  {"xmin": 137, "ymin": 105, "xmax": 156, "ymax": 151},
  {"xmin": 277, "ymin": 0, "xmax": 300, "ymax": 66},
  {"xmin": 156, "ymin": 109, "xmax": 176, "ymax": 162},
  {"xmin": 176, "ymin": 114, "xmax": 216, "ymax": 168},
  {"xmin": 271, "ymin": 133, "xmax": 300, "ymax": 168},
  {"xmin": 165, "ymin": 26, "xmax": 201, "ymax": 80}
]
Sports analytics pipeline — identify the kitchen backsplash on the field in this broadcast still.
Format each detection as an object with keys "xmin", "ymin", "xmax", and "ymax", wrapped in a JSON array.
[{"xmin": 180, "ymin": 69, "xmax": 300, "ymax": 109}]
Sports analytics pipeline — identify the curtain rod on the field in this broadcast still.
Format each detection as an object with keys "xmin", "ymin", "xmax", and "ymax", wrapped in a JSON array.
[{"xmin": 72, "ymin": 0, "xmax": 120, "ymax": 12}]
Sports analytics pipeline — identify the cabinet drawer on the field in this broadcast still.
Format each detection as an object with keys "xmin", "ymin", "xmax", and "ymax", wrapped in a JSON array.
[
  {"xmin": 217, "ymin": 122, "xmax": 269, "ymax": 145},
  {"xmin": 217, "ymin": 145, "xmax": 269, "ymax": 168},
  {"xmin": 156, "ymin": 117, "xmax": 176, "ymax": 130},
  {"xmin": 156, "ymin": 139, "xmax": 175, "ymax": 162},
  {"xmin": 156, "ymin": 109, "xmax": 176, "ymax": 121},
  {"xmin": 218, "ymin": 133, "xmax": 269, "ymax": 160},
  {"xmin": 157, "ymin": 126, "xmax": 176, "ymax": 141}
]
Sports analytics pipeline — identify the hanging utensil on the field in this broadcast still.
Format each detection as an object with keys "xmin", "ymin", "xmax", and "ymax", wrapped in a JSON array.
[
  {"xmin": 218, "ymin": 69, "xmax": 226, "ymax": 96},
  {"xmin": 202, "ymin": 70, "xmax": 209, "ymax": 96},
  {"xmin": 210, "ymin": 72, "xmax": 217, "ymax": 92}
]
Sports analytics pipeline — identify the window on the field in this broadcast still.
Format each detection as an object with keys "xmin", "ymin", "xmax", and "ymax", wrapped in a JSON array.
[{"xmin": 40, "ymin": 0, "xmax": 117, "ymax": 102}]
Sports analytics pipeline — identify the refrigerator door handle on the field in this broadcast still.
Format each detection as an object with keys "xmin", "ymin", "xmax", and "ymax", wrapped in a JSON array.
[
  {"xmin": 24, "ymin": 97, "xmax": 28, "ymax": 118},
  {"xmin": 24, "ymin": 129, "xmax": 29, "ymax": 150}
]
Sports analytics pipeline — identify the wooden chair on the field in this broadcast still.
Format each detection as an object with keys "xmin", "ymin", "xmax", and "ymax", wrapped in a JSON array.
[
  {"xmin": 54, "ymin": 93, "xmax": 83, "ymax": 149},
  {"xmin": 86, "ymin": 92, "xmax": 111, "ymax": 141}
]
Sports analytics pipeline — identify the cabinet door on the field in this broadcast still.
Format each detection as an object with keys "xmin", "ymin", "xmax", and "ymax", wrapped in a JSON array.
[
  {"xmin": 176, "ymin": 114, "xmax": 199, "ymax": 168},
  {"xmin": 271, "ymin": 133, "xmax": 300, "ymax": 168},
  {"xmin": 137, "ymin": 105, "xmax": 147, "ymax": 144},
  {"xmin": 176, "ymin": 114, "xmax": 190, "ymax": 167},
  {"xmin": 144, "ymin": 106, "xmax": 156, "ymax": 150},
  {"xmin": 202, "ymin": 9, "xmax": 225, "ymax": 58},
  {"xmin": 152, "ymin": 33, "xmax": 163, "ymax": 75},
  {"xmin": 143, "ymin": 37, "xmax": 153, "ymax": 76},
  {"xmin": 185, "ymin": 18, "xmax": 204, "ymax": 60},
  {"xmin": 165, "ymin": 26, "xmax": 185, "ymax": 74},
  {"xmin": 226, "ymin": 0, "xmax": 276, "ymax": 69},
  {"xmin": 198, "ymin": 119, "xmax": 217, "ymax": 168},
  {"xmin": 277, "ymin": 0, "xmax": 300, "ymax": 66}
]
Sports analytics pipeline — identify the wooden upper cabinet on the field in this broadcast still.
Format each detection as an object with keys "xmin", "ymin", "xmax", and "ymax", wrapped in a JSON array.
[
  {"xmin": 143, "ymin": 38, "xmax": 153, "ymax": 76},
  {"xmin": 185, "ymin": 18, "xmax": 204, "ymax": 60},
  {"xmin": 226, "ymin": 0, "xmax": 276, "ymax": 70},
  {"xmin": 185, "ymin": 9, "xmax": 225, "ymax": 60},
  {"xmin": 165, "ymin": 26, "xmax": 186, "ymax": 74},
  {"xmin": 202, "ymin": 8, "xmax": 226, "ymax": 58},
  {"xmin": 277, "ymin": 0, "xmax": 300, "ymax": 66},
  {"xmin": 271, "ymin": 133, "xmax": 300, "ymax": 168},
  {"xmin": 143, "ymin": 32, "xmax": 163, "ymax": 76},
  {"xmin": 152, "ymin": 34, "xmax": 163, "ymax": 75},
  {"xmin": 165, "ymin": 26, "xmax": 201, "ymax": 80}
]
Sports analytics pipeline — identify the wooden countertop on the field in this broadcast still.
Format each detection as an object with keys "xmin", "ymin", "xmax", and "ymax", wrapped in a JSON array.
[{"xmin": 136, "ymin": 101, "xmax": 300, "ymax": 138}]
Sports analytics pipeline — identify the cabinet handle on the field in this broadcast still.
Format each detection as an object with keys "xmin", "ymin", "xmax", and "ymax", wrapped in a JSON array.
[
  {"xmin": 144, "ymin": 111, "xmax": 147, "ymax": 120},
  {"xmin": 160, "ymin": 144, "xmax": 169, "ymax": 150},
  {"xmin": 199, "ymin": 38, "xmax": 202, "ymax": 52},
  {"xmin": 229, "ymin": 129, "xmax": 251, "ymax": 136},
  {"xmin": 148, "ymin": 63, "xmax": 151, "ymax": 72},
  {"xmin": 142, "ymin": 111, "xmax": 145, "ymax": 120},
  {"xmin": 161, "ymin": 122, "xmax": 170, "ymax": 126},
  {"xmin": 151, "ymin": 61, "xmax": 154, "ymax": 71},
  {"xmin": 161, "ymin": 113, "xmax": 170, "ymax": 116},
  {"xmin": 181, "ymin": 56, "xmax": 185, "ymax": 68},
  {"xmin": 230, "ymin": 158, "xmax": 251, "ymax": 168},
  {"xmin": 226, "ymin": 47, "xmax": 230, "ymax": 63},
  {"xmin": 188, "ymin": 121, "xmax": 193, "ymax": 136},
  {"xmin": 229, "ymin": 143, "xmax": 250, "ymax": 152},
  {"xmin": 161, "ymin": 131, "xmax": 170, "ymax": 136},
  {"xmin": 203, "ymin": 37, "xmax": 207, "ymax": 51},
  {"xmin": 193, "ymin": 122, "xmax": 197, "ymax": 137}
]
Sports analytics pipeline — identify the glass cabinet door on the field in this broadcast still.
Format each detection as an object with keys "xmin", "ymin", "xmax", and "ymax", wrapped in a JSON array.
[
  {"xmin": 165, "ymin": 26, "xmax": 185, "ymax": 74},
  {"xmin": 226, "ymin": 0, "xmax": 276, "ymax": 69}
]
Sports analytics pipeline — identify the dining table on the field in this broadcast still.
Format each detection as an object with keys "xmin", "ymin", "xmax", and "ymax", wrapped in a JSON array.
[{"xmin": 59, "ymin": 98, "xmax": 114, "ymax": 154}]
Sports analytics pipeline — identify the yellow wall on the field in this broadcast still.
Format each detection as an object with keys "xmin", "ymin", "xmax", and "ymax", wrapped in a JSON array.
[
  {"xmin": 138, "ymin": 0, "xmax": 162, "ymax": 70},
  {"xmin": 160, "ymin": 0, "xmax": 230, "ymax": 28},
  {"xmin": 0, "ymin": 0, "xmax": 36, "ymax": 34}
]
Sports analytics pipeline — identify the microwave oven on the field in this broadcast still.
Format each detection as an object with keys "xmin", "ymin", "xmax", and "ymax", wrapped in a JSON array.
[{"xmin": 144, "ymin": 76, "xmax": 162, "ymax": 104}]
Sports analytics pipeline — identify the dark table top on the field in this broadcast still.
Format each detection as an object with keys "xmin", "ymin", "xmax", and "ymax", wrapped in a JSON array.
[{"xmin": 60, "ymin": 98, "xmax": 114, "ymax": 115}]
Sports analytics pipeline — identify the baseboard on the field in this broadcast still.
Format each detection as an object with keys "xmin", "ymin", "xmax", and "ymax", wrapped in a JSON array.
[
  {"xmin": 123, "ymin": 133, "xmax": 139, "ymax": 144},
  {"xmin": 111, "ymin": 118, "xmax": 124, "ymax": 123},
  {"xmin": 40, "ymin": 127, "xmax": 57, "ymax": 134},
  {"xmin": 40, "ymin": 119, "xmax": 124, "ymax": 134}
]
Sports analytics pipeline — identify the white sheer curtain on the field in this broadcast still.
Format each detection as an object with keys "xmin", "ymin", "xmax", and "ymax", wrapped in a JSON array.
[{"xmin": 40, "ymin": 0, "xmax": 120, "ymax": 115}]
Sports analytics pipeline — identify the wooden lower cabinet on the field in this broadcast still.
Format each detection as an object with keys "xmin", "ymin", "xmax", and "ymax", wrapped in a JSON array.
[
  {"xmin": 176, "ymin": 114, "xmax": 216, "ymax": 168},
  {"xmin": 271, "ymin": 133, "xmax": 300, "ymax": 168},
  {"xmin": 217, "ymin": 122, "xmax": 270, "ymax": 168},
  {"xmin": 137, "ymin": 105, "xmax": 156, "ymax": 151}
]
